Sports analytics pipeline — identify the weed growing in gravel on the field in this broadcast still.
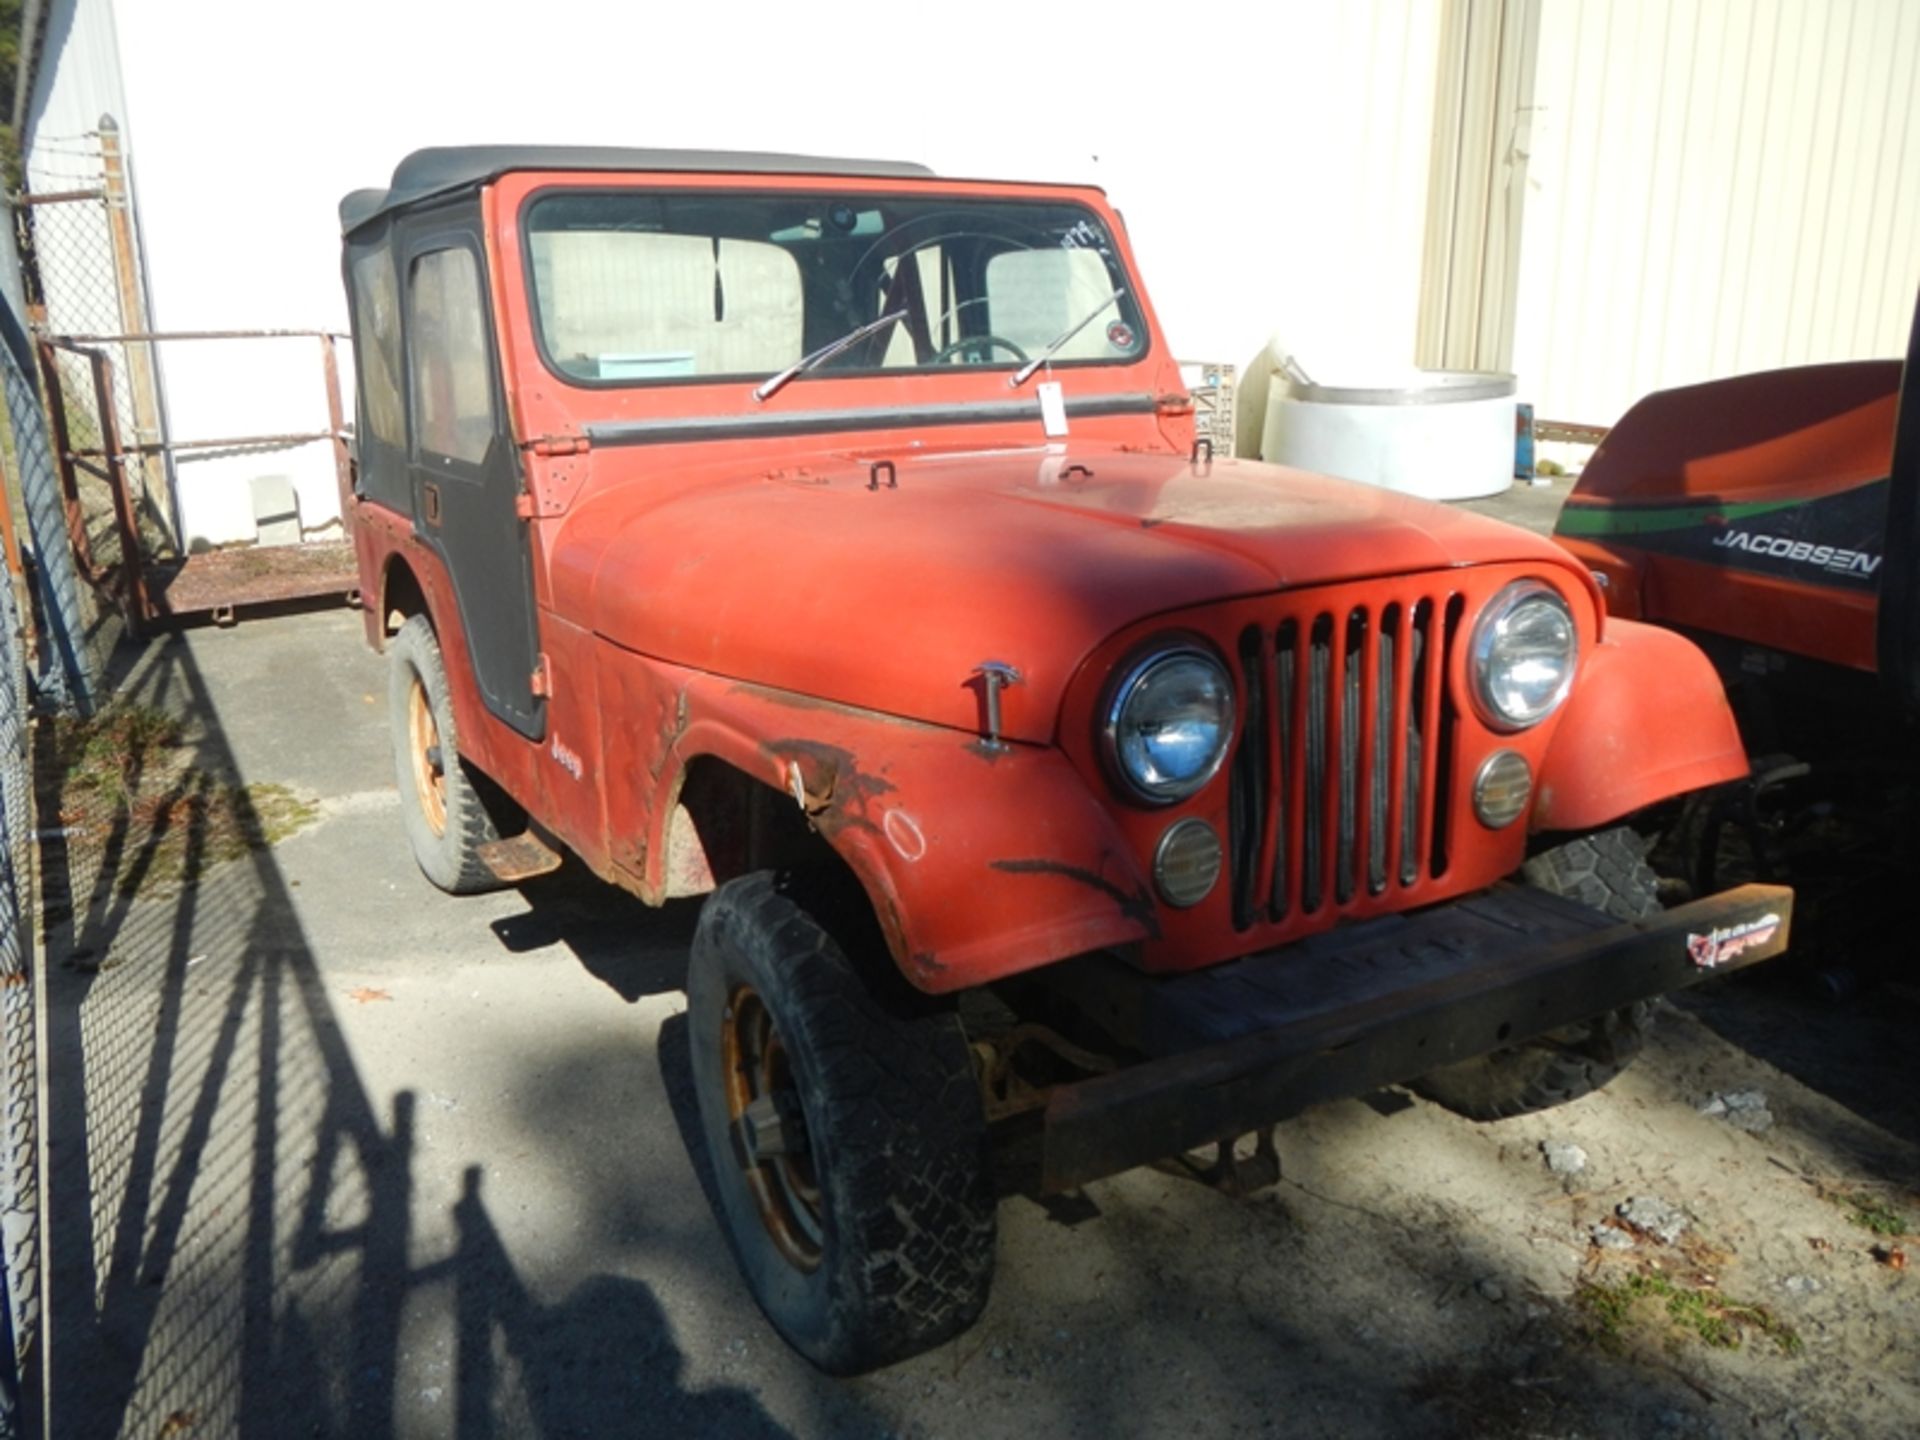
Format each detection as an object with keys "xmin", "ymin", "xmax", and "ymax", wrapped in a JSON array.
[
  {"xmin": 1576, "ymin": 1271, "xmax": 1802, "ymax": 1357},
  {"xmin": 1829, "ymin": 1188, "xmax": 1909, "ymax": 1237},
  {"xmin": 46, "ymin": 702, "xmax": 320, "ymax": 898}
]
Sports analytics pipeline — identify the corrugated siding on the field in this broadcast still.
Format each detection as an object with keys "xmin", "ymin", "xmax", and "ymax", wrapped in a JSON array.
[
  {"xmin": 21, "ymin": 0, "xmax": 132, "ymax": 191},
  {"xmin": 1512, "ymin": 0, "xmax": 1920, "ymax": 427}
]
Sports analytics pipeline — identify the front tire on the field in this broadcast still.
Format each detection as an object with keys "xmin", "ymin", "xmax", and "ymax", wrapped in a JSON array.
[
  {"xmin": 1410, "ymin": 827, "xmax": 1660, "ymax": 1120},
  {"xmin": 388, "ymin": 615, "xmax": 505, "ymax": 894},
  {"xmin": 688, "ymin": 873, "xmax": 996, "ymax": 1375}
]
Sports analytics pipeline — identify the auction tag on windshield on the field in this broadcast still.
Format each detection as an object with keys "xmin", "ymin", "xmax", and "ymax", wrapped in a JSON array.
[{"xmin": 1037, "ymin": 381, "xmax": 1069, "ymax": 438}]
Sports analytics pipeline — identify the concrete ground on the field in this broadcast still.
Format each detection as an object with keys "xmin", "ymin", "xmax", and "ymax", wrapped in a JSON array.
[{"xmin": 34, "ymin": 474, "xmax": 1920, "ymax": 1438}]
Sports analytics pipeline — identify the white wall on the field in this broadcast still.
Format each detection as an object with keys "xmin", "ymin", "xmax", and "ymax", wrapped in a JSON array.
[
  {"xmin": 1513, "ymin": 0, "xmax": 1920, "ymax": 429},
  {"xmin": 99, "ymin": 0, "xmax": 1443, "ymax": 545}
]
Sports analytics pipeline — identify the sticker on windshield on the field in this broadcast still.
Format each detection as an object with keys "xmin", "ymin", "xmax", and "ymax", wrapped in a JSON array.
[
  {"xmin": 1106, "ymin": 320, "xmax": 1135, "ymax": 351},
  {"xmin": 1060, "ymin": 219, "xmax": 1105, "ymax": 252}
]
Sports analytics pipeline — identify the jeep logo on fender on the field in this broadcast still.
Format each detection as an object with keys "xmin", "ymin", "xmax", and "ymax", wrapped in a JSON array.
[{"xmin": 1712, "ymin": 530, "xmax": 1881, "ymax": 579}]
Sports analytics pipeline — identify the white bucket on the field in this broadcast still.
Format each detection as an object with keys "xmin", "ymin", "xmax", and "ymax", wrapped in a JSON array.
[{"xmin": 1262, "ymin": 367, "xmax": 1516, "ymax": 501}]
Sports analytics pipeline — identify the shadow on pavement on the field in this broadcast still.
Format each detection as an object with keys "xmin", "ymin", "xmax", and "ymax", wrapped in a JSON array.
[
  {"xmin": 488, "ymin": 861, "xmax": 700, "ymax": 1003},
  {"xmin": 35, "ymin": 630, "xmax": 790, "ymax": 1438}
]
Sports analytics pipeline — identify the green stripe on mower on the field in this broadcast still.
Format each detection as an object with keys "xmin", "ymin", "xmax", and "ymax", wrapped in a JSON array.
[{"xmin": 1554, "ymin": 498, "xmax": 1806, "ymax": 538}]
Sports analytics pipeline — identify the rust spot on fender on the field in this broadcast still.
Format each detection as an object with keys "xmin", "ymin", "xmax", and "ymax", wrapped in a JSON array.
[
  {"xmin": 875, "ymin": 893, "xmax": 914, "ymax": 967},
  {"xmin": 649, "ymin": 686, "xmax": 691, "ymax": 782},
  {"xmin": 990, "ymin": 858, "xmax": 1162, "ymax": 940},
  {"xmin": 761, "ymin": 738, "xmax": 897, "ymax": 838}
]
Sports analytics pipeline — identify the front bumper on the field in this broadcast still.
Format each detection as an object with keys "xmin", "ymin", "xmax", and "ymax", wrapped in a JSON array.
[{"xmin": 1036, "ymin": 882, "xmax": 1792, "ymax": 1192}]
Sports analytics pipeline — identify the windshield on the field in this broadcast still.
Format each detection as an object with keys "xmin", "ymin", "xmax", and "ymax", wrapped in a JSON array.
[{"xmin": 523, "ymin": 190, "xmax": 1148, "ymax": 387}]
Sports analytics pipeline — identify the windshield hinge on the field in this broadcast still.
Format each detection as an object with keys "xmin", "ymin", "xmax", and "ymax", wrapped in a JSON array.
[
  {"xmin": 527, "ymin": 432, "xmax": 590, "ymax": 458},
  {"xmin": 529, "ymin": 653, "xmax": 553, "ymax": 699}
]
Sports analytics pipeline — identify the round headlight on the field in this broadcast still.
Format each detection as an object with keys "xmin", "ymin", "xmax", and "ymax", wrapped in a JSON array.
[
  {"xmin": 1471, "ymin": 582, "xmax": 1578, "ymax": 730},
  {"xmin": 1105, "ymin": 647, "xmax": 1235, "ymax": 803}
]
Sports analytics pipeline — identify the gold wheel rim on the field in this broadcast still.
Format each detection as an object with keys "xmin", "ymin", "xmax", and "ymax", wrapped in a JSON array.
[
  {"xmin": 721, "ymin": 985, "xmax": 824, "ymax": 1272},
  {"xmin": 407, "ymin": 675, "xmax": 448, "ymax": 837}
]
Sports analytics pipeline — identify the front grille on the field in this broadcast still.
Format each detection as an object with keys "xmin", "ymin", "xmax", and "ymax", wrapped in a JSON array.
[{"xmin": 1228, "ymin": 591, "xmax": 1464, "ymax": 929}]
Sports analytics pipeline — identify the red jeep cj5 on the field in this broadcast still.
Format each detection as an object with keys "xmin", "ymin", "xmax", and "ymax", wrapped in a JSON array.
[{"xmin": 338, "ymin": 147, "xmax": 1792, "ymax": 1374}]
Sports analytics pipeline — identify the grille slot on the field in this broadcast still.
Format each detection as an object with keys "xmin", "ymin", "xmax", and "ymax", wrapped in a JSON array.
[{"xmin": 1231, "ymin": 591, "xmax": 1459, "ymax": 925}]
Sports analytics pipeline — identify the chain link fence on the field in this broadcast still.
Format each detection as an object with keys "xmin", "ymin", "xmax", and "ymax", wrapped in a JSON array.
[
  {"xmin": 0, "ymin": 539, "xmax": 35, "ymax": 1440},
  {"xmin": 18, "ymin": 122, "xmax": 174, "ymax": 568},
  {"xmin": 0, "ymin": 125, "xmax": 161, "ymax": 1436},
  {"xmin": 0, "ymin": 283, "xmax": 46, "ymax": 1440}
]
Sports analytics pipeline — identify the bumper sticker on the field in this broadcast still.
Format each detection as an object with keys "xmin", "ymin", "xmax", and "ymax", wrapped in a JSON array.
[{"xmin": 1687, "ymin": 913, "xmax": 1782, "ymax": 969}]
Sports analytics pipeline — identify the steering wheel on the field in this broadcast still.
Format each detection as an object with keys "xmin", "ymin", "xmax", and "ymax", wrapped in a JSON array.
[{"xmin": 926, "ymin": 334, "xmax": 1030, "ymax": 365}]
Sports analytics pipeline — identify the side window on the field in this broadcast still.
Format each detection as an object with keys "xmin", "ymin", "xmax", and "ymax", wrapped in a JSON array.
[
  {"xmin": 407, "ymin": 247, "xmax": 496, "ymax": 465},
  {"xmin": 350, "ymin": 251, "xmax": 404, "ymax": 448}
]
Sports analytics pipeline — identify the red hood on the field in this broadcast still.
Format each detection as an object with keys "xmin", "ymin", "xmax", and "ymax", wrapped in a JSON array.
[{"xmin": 550, "ymin": 448, "xmax": 1586, "ymax": 742}]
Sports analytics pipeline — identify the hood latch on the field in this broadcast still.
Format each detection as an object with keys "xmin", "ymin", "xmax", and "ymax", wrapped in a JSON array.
[{"xmin": 973, "ymin": 662, "xmax": 1022, "ymax": 753}]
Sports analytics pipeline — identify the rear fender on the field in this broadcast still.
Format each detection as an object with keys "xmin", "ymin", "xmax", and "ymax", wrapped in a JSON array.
[{"xmin": 1532, "ymin": 618, "xmax": 1746, "ymax": 833}]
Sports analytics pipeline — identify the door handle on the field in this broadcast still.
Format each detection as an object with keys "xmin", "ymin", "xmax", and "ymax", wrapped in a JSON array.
[{"xmin": 422, "ymin": 481, "xmax": 441, "ymax": 526}]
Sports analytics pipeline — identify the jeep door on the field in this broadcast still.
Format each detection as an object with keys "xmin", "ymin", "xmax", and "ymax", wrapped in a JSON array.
[{"xmin": 398, "ymin": 211, "xmax": 544, "ymax": 739}]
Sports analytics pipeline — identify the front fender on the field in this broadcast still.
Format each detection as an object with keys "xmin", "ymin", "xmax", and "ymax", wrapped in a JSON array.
[
  {"xmin": 1532, "ymin": 617, "xmax": 1746, "ymax": 832},
  {"xmin": 604, "ymin": 657, "xmax": 1156, "ymax": 994}
]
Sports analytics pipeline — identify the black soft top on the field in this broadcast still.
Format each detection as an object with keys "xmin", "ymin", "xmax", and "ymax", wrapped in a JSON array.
[{"xmin": 339, "ymin": 145, "xmax": 937, "ymax": 235}]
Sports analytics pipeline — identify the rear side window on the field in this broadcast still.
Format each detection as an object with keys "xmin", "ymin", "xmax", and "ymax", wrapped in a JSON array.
[
  {"xmin": 349, "ymin": 251, "xmax": 404, "ymax": 448},
  {"xmin": 407, "ymin": 247, "xmax": 496, "ymax": 465}
]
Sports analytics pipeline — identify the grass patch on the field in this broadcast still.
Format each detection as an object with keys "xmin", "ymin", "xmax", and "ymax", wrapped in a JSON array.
[
  {"xmin": 1828, "ymin": 1188, "xmax": 1909, "ymax": 1238},
  {"xmin": 57, "ymin": 704, "xmax": 184, "ymax": 808},
  {"xmin": 1576, "ymin": 1270, "xmax": 1802, "ymax": 1358},
  {"xmin": 48, "ymin": 702, "xmax": 320, "ymax": 897}
]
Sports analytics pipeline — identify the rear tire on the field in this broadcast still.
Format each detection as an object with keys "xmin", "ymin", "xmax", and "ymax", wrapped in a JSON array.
[
  {"xmin": 388, "ymin": 615, "xmax": 505, "ymax": 894},
  {"xmin": 688, "ymin": 872, "xmax": 996, "ymax": 1375},
  {"xmin": 1410, "ymin": 828, "xmax": 1659, "ymax": 1120}
]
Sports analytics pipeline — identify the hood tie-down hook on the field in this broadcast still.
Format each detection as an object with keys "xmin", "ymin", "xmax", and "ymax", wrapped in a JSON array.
[
  {"xmin": 973, "ymin": 662, "xmax": 1021, "ymax": 753},
  {"xmin": 868, "ymin": 460, "xmax": 897, "ymax": 491}
]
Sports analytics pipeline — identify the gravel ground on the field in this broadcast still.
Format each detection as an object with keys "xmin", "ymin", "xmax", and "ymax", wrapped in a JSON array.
[{"xmin": 36, "ymin": 606, "xmax": 1920, "ymax": 1440}]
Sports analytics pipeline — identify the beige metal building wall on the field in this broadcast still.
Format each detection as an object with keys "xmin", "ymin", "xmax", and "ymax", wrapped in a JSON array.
[{"xmin": 1511, "ymin": 0, "xmax": 1920, "ymax": 429}]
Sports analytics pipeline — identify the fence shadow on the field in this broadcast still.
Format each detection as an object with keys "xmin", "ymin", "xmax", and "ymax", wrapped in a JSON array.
[{"xmin": 35, "ymin": 628, "xmax": 791, "ymax": 1439}]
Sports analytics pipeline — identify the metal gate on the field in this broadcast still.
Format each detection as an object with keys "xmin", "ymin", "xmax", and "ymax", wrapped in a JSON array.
[
  {"xmin": 19, "ymin": 121, "xmax": 359, "ymax": 635},
  {"xmin": 34, "ymin": 329, "xmax": 359, "ymax": 633}
]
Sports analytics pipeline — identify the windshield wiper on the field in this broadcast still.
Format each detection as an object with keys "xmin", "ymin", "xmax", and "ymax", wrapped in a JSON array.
[
  {"xmin": 1009, "ymin": 288, "xmax": 1127, "ymax": 388},
  {"xmin": 753, "ymin": 310, "xmax": 907, "ymax": 402}
]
